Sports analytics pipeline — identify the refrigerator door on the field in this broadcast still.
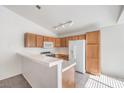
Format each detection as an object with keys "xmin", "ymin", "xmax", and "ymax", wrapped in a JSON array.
[
  {"xmin": 75, "ymin": 45, "xmax": 85, "ymax": 73},
  {"xmin": 69, "ymin": 40, "xmax": 85, "ymax": 73}
]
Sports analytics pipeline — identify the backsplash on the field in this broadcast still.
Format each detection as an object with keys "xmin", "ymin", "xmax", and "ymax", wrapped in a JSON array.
[{"xmin": 54, "ymin": 48, "xmax": 69, "ymax": 54}]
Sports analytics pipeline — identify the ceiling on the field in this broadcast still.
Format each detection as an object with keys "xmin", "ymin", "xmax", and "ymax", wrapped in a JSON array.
[{"xmin": 5, "ymin": 5, "xmax": 122, "ymax": 35}]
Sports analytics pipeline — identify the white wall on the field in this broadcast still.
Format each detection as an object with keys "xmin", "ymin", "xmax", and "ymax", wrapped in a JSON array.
[
  {"xmin": 101, "ymin": 24, "xmax": 124, "ymax": 78},
  {"xmin": 0, "ymin": 6, "xmax": 57, "ymax": 80}
]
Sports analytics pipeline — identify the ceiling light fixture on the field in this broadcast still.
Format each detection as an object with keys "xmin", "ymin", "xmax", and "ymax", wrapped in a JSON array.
[
  {"xmin": 36, "ymin": 5, "xmax": 41, "ymax": 10},
  {"xmin": 53, "ymin": 20, "xmax": 73, "ymax": 30}
]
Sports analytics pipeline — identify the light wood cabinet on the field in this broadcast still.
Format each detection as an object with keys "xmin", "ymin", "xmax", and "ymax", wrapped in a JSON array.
[
  {"xmin": 86, "ymin": 31, "xmax": 100, "ymax": 75},
  {"xmin": 69, "ymin": 36, "xmax": 72, "ymax": 40},
  {"xmin": 62, "ymin": 67, "xmax": 75, "ymax": 88},
  {"xmin": 36, "ymin": 35, "xmax": 43, "ymax": 48},
  {"xmin": 55, "ymin": 54, "xmax": 69, "ymax": 60},
  {"xmin": 86, "ymin": 31, "xmax": 100, "ymax": 44},
  {"xmin": 59, "ymin": 35, "xmax": 86, "ymax": 48},
  {"xmin": 24, "ymin": 33, "xmax": 36, "ymax": 47},
  {"xmin": 54, "ymin": 38, "xmax": 61, "ymax": 47},
  {"xmin": 86, "ymin": 45, "xmax": 99, "ymax": 58},
  {"xmin": 61, "ymin": 38, "xmax": 66, "ymax": 47},
  {"xmin": 78, "ymin": 34, "xmax": 86, "ymax": 40},
  {"xmin": 65, "ymin": 37, "xmax": 69, "ymax": 47},
  {"xmin": 86, "ymin": 58, "xmax": 99, "ymax": 74},
  {"xmin": 43, "ymin": 36, "xmax": 49, "ymax": 41},
  {"xmin": 73, "ymin": 36, "xmax": 79, "ymax": 40},
  {"xmin": 24, "ymin": 33, "xmax": 86, "ymax": 48}
]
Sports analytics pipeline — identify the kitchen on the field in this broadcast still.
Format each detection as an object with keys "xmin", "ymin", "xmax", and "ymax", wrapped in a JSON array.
[
  {"xmin": 0, "ymin": 5, "xmax": 124, "ymax": 88},
  {"xmin": 17, "ymin": 32, "xmax": 88, "ymax": 88}
]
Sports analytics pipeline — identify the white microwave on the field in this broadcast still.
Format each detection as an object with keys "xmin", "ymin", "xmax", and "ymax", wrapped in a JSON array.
[{"xmin": 43, "ymin": 42, "xmax": 54, "ymax": 49}]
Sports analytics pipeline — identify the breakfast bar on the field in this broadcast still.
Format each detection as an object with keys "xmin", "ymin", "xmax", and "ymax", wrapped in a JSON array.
[{"xmin": 17, "ymin": 52, "xmax": 76, "ymax": 88}]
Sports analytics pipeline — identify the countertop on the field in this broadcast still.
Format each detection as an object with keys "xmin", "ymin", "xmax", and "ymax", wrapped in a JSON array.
[
  {"xmin": 17, "ymin": 52, "xmax": 63, "ymax": 67},
  {"xmin": 17, "ymin": 51, "xmax": 76, "ymax": 72}
]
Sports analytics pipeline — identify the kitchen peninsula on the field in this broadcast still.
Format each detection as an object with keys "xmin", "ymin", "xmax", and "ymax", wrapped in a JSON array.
[{"xmin": 17, "ymin": 52, "xmax": 76, "ymax": 88}]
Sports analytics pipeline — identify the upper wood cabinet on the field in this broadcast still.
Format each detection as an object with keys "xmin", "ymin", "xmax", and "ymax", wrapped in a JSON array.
[
  {"xmin": 36, "ymin": 35, "xmax": 44, "ymax": 48},
  {"xmin": 65, "ymin": 37, "xmax": 69, "ymax": 47},
  {"xmin": 44, "ymin": 36, "xmax": 55, "ymax": 42},
  {"xmin": 24, "ymin": 33, "xmax": 86, "ymax": 48},
  {"xmin": 78, "ymin": 35, "xmax": 86, "ymax": 40},
  {"xmin": 24, "ymin": 33, "xmax": 36, "ymax": 47},
  {"xmin": 73, "ymin": 36, "xmax": 79, "ymax": 40},
  {"xmin": 43, "ymin": 36, "xmax": 49, "ymax": 41},
  {"xmin": 86, "ymin": 31, "xmax": 100, "ymax": 44},
  {"xmin": 61, "ymin": 38, "xmax": 66, "ymax": 47},
  {"xmin": 54, "ymin": 38, "xmax": 61, "ymax": 47}
]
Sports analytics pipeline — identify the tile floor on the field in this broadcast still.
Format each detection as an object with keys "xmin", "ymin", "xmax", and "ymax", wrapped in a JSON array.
[
  {"xmin": 76, "ymin": 72, "xmax": 124, "ymax": 88},
  {"xmin": 0, "ymin": 73, "xmax": 124, "ymax": 88}
]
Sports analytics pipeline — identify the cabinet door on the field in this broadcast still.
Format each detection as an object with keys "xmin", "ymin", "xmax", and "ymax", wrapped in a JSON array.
[
  {"xmin": 36, "ymin": 35, "xmax": 43, "ymax": 48},
  {"xmin": 61, "ymin": 38, "xmax": 66, "ymax": 47},
  {"xmin": 86, "ymin": 31, "xmax": 100, "ymax": 75},
  {"xmin": 55, "ymin": 38, "xmax": 61, "ymax": 47},
  {"xmin": 74, "ymin": 36, "xmax": 79, "ymax": 40},
  {"xmin": 51, "ymin": 37, "xmax": 56, "ymax": 46},
  {"xmin": 68, "ymin": 36, "xmax": 72, "ymax": 41},
  {"xmin": 86, "ymin": 45, "xmax": 100, "ymax": 75},
  {"xmin": 86, "ymin": 45, "xmax": 99, "ymax": 58},
  {"xmin": 62, "ymin": 67, "xmax": 75, "ymax": 88},
  {"xmin": 24, "ymin": 33, "xmax": 36, "ymax": 47},
  {"xmin": 86, "ymin": 58, "xmax": 99, "ymax": 75},
  {"xmin": 78, "ymin": 35, "xmax": 86, "ymax": 40},
  {"xmin": 65, "ymin": 37, "xmax": 69, "ymax": 47},
  {"xmin": 43, "ymin": 36, "xmax": 48, "ymax": 41},
  {"xmin": 86, "ymin": 31, "xmax": 100, "ymax": 44},
  {"xmin": 48, "ymin": 37, "xmax": 53, "ymax": 42}
]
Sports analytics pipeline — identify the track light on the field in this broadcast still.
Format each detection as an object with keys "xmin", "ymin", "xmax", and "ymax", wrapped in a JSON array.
[{"xmin": 53, "ymin": 20, "xmax": 73, "ymax": 30}]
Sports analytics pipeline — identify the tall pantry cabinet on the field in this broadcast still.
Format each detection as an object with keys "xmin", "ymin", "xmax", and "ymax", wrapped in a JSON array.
[{"xmin": 86, "ymin": 31, "xmax": 100, "ymax": 75}]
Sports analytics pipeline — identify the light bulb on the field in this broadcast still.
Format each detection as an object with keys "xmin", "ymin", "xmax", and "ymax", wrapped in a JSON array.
[{"xmin": 62, "ymin": 25, "xmax": 65, "ymax": 28}]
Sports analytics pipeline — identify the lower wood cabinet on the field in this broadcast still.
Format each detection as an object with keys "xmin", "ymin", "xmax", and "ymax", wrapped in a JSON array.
[
  {"xmin": 55, "ymin": 54, "xmax": 69, "ymax": 60},
  {"xmin": 62, "ymin": 67, "xmax": 75, "ymax": 88},
  {"xmin": 86, "ymin": 58, "xmax": 99, "ymax": 75}
]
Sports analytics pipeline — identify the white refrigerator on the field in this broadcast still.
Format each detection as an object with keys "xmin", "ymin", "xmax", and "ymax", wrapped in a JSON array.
[{"xmin": 69, "ymin": 40, "xmax": 86, "ymax": 73}]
